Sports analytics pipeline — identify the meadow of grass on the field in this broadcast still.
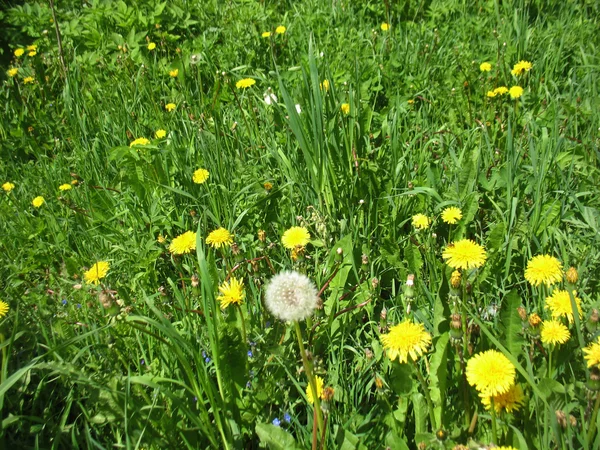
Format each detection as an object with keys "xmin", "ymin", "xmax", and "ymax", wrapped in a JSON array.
[{"xmin": 1, "ymin": 0, "xmax": 600, "ymax": 448}]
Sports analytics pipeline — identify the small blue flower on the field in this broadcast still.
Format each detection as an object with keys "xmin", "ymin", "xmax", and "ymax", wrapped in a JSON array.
[
  {"xmin": 283, "ymin": 412, "xmax": 291, "ymax": 423},
  {"xmin": 272, "ymin": 418, "xmax": 281, "ymax": 427},
  {"xmin": 246, "ymin": 381, "xmax": 251, "ymax": 388},
  {"xmin": 247, "ymin": 350, "xmax": 253, "ymax": 358},
  {"xmin": 204, "ymin": 357, "xmax": 211, "ymax": 364},
  {"xmin": 140, "ymin": 359, "xmax": 145, "ymax": 365},
  {"xmin": 76, "ymin": 303, "xmax": 82, "ymax": 309},
  {"xmin": 62, "ymin": 299, "xmax": 67, "ymax": 305}
]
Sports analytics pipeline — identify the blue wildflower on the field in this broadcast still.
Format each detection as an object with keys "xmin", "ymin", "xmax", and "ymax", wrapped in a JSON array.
[{"xmin": 272, "ymin": 418, "xmax": 281, "ymax": 427}]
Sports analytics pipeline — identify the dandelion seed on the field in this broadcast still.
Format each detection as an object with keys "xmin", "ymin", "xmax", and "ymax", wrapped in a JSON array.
[
  {"xmin": 264, "ymin": 271, "xmax": 318, "ymax": 322},
  {"xmin": 264, "ymin": 90, "xmax": 278, "ymax": 105}
]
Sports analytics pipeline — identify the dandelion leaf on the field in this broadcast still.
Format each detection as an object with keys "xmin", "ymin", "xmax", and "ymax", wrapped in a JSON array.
[
  {"xmin": 255, "ymin": 423, "xmax": 302, "ymax": 450},
  {"xmin": 499, "ymin": 290, "xmax": 525, "ymax": 359}
]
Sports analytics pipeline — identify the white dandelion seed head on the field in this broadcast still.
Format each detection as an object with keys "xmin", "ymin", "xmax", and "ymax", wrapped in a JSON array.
[
  {"xmin": 264, "ymin": 90, "xmax": 278, "ymax": 105},
  {"xmin": 264, "ymin": 271, "xmax": 318, "ymax": 322}
]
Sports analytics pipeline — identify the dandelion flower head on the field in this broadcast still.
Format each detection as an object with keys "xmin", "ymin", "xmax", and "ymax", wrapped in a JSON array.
[
  {"xmin": 275, "ymin": 25, "xmax": 286, "ymax": 34},
  {"xmin": 524, "ymin": 255, "xmax": 562, "ymax": 286},
  {"xmin": 381, "ymin": 23, "xmax": 390, "ymax": 31},
  {"xmin": 509, "ymin": 86, "xmax": 524, "ymax": 99},
  {"xmin": 262, "ymin": 31, "xmax": 271, "ymax": 38},
  {"xmin": 147, "ymin": 42, "xmax": 156, "ymax": 50},
  {"xmin": 306, "ymin": 375, "xmax": 324, "ymax": 404},
  {"xmin": 165, "ymin": 103, "xmax": 176, "ymax": 111},
  {"xmin": 193, "ymin": 168, "xmax": 209, "ymax": 184},
  {"xmin": 480, "ymin": 384, "xmax": 525, "ymax": 414},
  {"xmin": 442, "ymin": 239, "xmax": 487, "ymax": 269},
  {"xmin": 206, "ymin": 227, "xmax": 233, "ymax": 249},
  {"xmin": 412, "ymin": 214, "xmax": 431, "ymax": 230},
  {"xmin": 441, "ymin": 206, "xmax": 462, "ymax": 224},
  {"xmin": 7, "ymin": 68, "xmax": 18, "ymax": 77},
  {"xmin": 130, "ymin": 137, "xmax": 150, "ymax": 147},
  {"xmin": 466, "ymin": 349, "xmax": 515, "ymax": 396},
  {"xmin": 26, "ymin": 45, "xmax": 37, "ymax": 52},
  {"xmin": 545, "ymin": 290, "xmax": 582, "ymax": 324},
  {"xmin": 540, "ymin": 320, "xmax": 570, "ymax": 345},
  {"xmin": 511, "ymin": 60, "xmax": 533, "ymax": 76},
  {"xmin": 583, "ymin": 338, "xmax": 600, "ymax": 368},
  {"xmin": 380, "ymin": 320, "xmax": 432, "ymax": 363},
  {"xmin": 494, "ymin": 86, "xmax": 509, "ymax": 95},
  {"xmin": 282, "ymin": 226, "xmax": 310, "ymax": 249},
  {"xmin": 236, "ymin": 78, "xmax": 256, "ymax": 89},
  {"xmin": 169, "ymin": 231, "xmax": 197, "ymax": 255},
  {"xmin": 480, "ymin": 62, "xmax": 492, "ymax": 72},
  {"xmin": 0, "ymin": 300, "xmax": 9, "ymax": 318},
  {"xmin": 155, "ymin": 129, "xmax": 167, "ymax": 139},
  {"xmin": 320, "ymin": 79, "xmax": 330, "ymax": 91},
  {"xmin": 83, "ymin": 261, "xmax": 110, "ymax": 284},
  {"xmin": 32, "ymin": 196, "xmax": 45, "ymax": 208},
  {"xmin": 264, "ymin": 270, "xmax": 318, "ymax": 322},
  {"xmin": 59, "ymin": 183, "xmax": 72, "ymax": 191},
  {"xmin": 2, "ymin": 182, "xmax": 15, "ymax": 192},
  {"xmin": 169, "ymin": 69, "xmax": 179, "ymax": 77},
  {"xmin": 23, "ymin": 76, "xmax": 34, "ymax": 84},
  {"xmin": 487, "ymin": 90, "xmax": 497, "ymax": 98},
  {"xmin": 14, "ymin": 48, "xmax": 24, "ymax": 57},
  {"xmin": 218, "ymin": 277, "xmax": 245, "ymax": 310},
  {"xmin": 341, "ymin": 103, "xmax": 350, "ymax": 114}
]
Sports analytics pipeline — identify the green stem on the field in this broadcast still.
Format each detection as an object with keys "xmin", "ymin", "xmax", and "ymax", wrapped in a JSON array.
[
  {"xmin": 548, "ymin": 345, "xmax": 553, "ymax": 378},
  {"xmin": 490, "ymin": 397, "xmax": 498, "ymax": 445},
  {"xmin": 294, "ymin": 321, "xmax": 325, "ymax": 439},
  {"xmin": 588, "ymin": 392, "xmax": 600, "ymax": 443},
  {"xmin": 413, "ymin": 359, "xmax": 437, "ymax": 431},
  {"xmin": 237, "ymin": 304, "xmax": 247, "ymax": 344}
]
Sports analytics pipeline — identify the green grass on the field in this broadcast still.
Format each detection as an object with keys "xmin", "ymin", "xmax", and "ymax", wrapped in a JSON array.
[{"xmin": 1, "ymin": 0, "xmax": 600, "ymax": 448}]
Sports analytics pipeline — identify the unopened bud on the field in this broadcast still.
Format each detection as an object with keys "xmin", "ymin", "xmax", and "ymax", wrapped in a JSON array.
[
  {"xmin": 406, "ymin": 274, "xmax": 414, "ymax": 287},
  {"xmin": 556, "ymin": 410, "xmax": 567, "ymax": 428},
  {"xmin": 257, "ymin": 229, "xmax": 266, "ymax": 242},
  {"xmin": 364, "ymin": 348, "xmax": 373, "ymax": 360},
  {"xmin": 231, "ymin": 242, "xmax": 240, "ymax": 255},
  {"xmin": 361, "ymin": 253, "xmax": 369, "ymax": 265},
  {"xmin": 371, "ymin": 277, "xmax": 379, "ymax": 289},
  {"xmin": 375, "ymin": 375, "xmax": 383, "ymax": 389},
  {"xmin": 528, "ymin": 313, "xmax": 542, "ymax": 328},
  {"xmin": 517, "ymin": 306, "xmax": 527, "ymax": 321},
  {"xmin": 566, "ymin": 267, "xmax": 578, "ymax": 284},
  {"xmin": 380, "ymin": 307, "xmax": 387, "ymax": 321},
  {"xmin": 322, "ymin": 386, "xmax": 334, "ymax": 402},
  {"xmin": 191, "ymin": 274, "xmax": 199, "ymax": 287},
  {"xmin": 450, "ymin": 270, "xmax": 461, "ymax": 288}
]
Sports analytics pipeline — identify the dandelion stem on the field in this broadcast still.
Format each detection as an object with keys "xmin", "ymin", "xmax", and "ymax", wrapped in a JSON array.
[
  {"xmin": 237, "ymin": 304, "xmax": 247, "ymax": 344},
  {"xmin": 490, "ymin": 397, "xmax": 498, "ymax": 445},
  {"xmin": 412, "ymin": 359, "xmax": 437, "ymax": 431},
  {"xmin": 294, "ymin": 321, "xmax": 324, "ymax": 444},
  {"xmin": 588, "ymin": 392, "xmax": 600, "ymax": 442}
]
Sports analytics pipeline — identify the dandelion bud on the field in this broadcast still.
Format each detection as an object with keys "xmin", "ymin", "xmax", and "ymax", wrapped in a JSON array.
[
  {"xmin": 450, "ymin": 313, "xmax": 462, "ymax": 330},
  {"xmin": 517, "ymin": 306, "xmax": 528, "ymax": 322},
  {"xmin": 375, "ymin": 375, "xmax": 383, "ymax": 390},
  {"xmin": 569, "ymin": 415, "xmax": 577, "ymax": 427},
  {"xmin": 380, "ymin": 307, "xmax": 387, "ymax": 321},
  {"xmin": 435, "ymin": 429, "xmax": 447, "ymax": 441},
  {"xmin": 556, "ymin": 410, "xmax": 567, "ymax": 428},
  {"xmin": 264, "ymin": 271, "xmax": 318, "ymax": 322},
  {"xmin": 322, "ymin": 386, "xmax": 334, "ymax": 402},
  {"xmin": 364, "ymin": 348, "xmax": 373, "ymax": 360},
  {"xmin": 231, "ymin": 242, "xmax": 240, "ymax": 256},
  {"xmin": 406, "ymin": 274, "xmax": 415, "ymax": 287},
  {"xmin": 566, "ymin": 267, "xmax": 578, "ymax": 284},
  {"xmin": 587, "ymin": 367, "xmax": 600, "ymax": 392},
  {"xmin": 191, "ymin": 274, "xmax": 199, "ymax": 287},
  {"xmin": 417, "ymin": 443, "xmax": 426, "ymax": 450},
  {"xmin": 371, "ymin": 278, "xmax": 379, "ymax": 289},
  {"xmin": 528, "ymin": 313, "xmax": 542, "ymax": 328},
  {"xmin": 257, "ymin": 229, "xmax": 266, "ymax": 242},
  {"xmin": 450, "ymin": 270, "xmax": 461, "ymax": 288}
]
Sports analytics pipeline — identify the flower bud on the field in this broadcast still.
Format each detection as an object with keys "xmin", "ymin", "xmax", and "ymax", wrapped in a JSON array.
[
  {"xmin": 450, "ymin": 270, "xmax": 461, "ymax": 288},
  {"xmin": 517, "ymin": 306, "xmax": 527, "ymax": 321},
  {"xmin": 566, "ymin": 267, "xmax": 578, "ymax": 284}
]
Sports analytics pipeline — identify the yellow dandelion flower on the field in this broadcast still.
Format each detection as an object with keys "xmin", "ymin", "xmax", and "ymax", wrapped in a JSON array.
[
  {"xmin": 282, "ymin": 226, "xmax": 310, "ymax": 250},
  {"xmin": 306, "ymin": 375, "xmax": 324, "ymax": 404},
  {"xmin": 320, "ymin": 79, "xmax": 330, "ymax": 91},
  {"xmin": 147, "ymin": 42, "xmax": 156, "ymax": 50},
  {"xmin": 71, "ymin": 179, "xmax": 79, "ymax": 185},
  {"xmin": 83, "ymin": 261, "xmax": 110, "ymax": 284},
  {"xmin": 380, "ymin": 320, "xmax": 432, "ymax": 363},
  {"xmin": 169, "ymin": 69, "xmax": 179, "ymax": 77},
  {"xmin": 193, "ymin": 168, "xmax": 209, "ymax": 184},
  {"xmin": 236, "ymin": 78, "xmax": 256, "ymax": 89},
  {"xmin": 206, "ymin": 227, "xmax": 233, "ymax": 249},
  {"xmin": 441, "ymin": 206, "xmax": 462, "ymax": 224},
  {"xmin": 155, "ymin": 129, "xmax": 167, "ymax": 139},
  {"xmin": 480, "ymin": 62, "xmax": 492, "ymax": 72},
  {"xmin": 165, "ymin": 103, "xmax": 176, "ymax": 112},
  {"xmin": 157, "ymin": 234, "xmax": 166, "ymax": 244},
  {"xmin": 481, "ymin": 384, "xmax": 525, "ymax": 414},
  {"xmin": 2, "ymin": 182, "xmax": 15, "ymax": 192},
  {"xmin": 511, "ymin": 60, "xmax": 533, "ymax": 76},
  {"xmin": 14, "ymin": 48, "xmax": 24, "ymax": 57},
  {"xmin": 58, "ymin": 183, "xmax": 72, "ymax": 191},
  {"xmin": 169, "ymin": 231, "xmax": 197, "ymax": 255},
  {"xmin": 494, "ymin": 86, "xmax": 509, "ymax": 95},
  {"xmin": 524, "ymin": 255, "xmax": 563, "ymax": 286},
  {"xmin": 130, "ymin": 137, "xmax": 150, "ymax": 147},
  {"xmin": 28, "ymin": 51, "xmax": 36, "ymax": 57},
  {"xmin": 0, "ymin": 300, "xmax": 9, "ymax": 318},
  {"xmin": 341, "ymin": 103, "xmax": 350, "ymax": 114},
  {"xmin": 7, "ymin": 68, "xmax": 18, "ymax": 77},
  {"xmin": 26, "ymin": 44, "xmax": 37, "ymax": 52},
  {"xmin": 509, "ymin": 86, "xmax": 524, "ymax": 99},
  {"xmin": 583, "ymin": 338, "xmax": 600, "ymax": 368},
  {"xmin": 487, "ymin": 90, "xmax": 497, "ymax": 98},
  {"xmin": 545, "ymin": 290, "xmax": 582, "ymax": 324},
  {"xmin": 261, "ymin": 31, "xmax": 272, "ymax": 38},
  {"xmin": 217, "ymin": 277, "xmax": 245, "ymax": 309},
  {"xmin": 381, "ymin": 23, "xmax": 390, "ymax": 31},
  {"xmin": 23, "ymin": 76, "xmax": 34, "ymax": 84},
  {"xmin": 412, "ymin": 214, "xmax": 431, "ymax": 230},
  {"xmin": 442, "ymin": 239, "xmax": 487, "ymax": 270},
  {"xmin": 263, "ymin": 181, "xmax": 273, "ymax": 190},
  {"xmin": 540, "ymin": 320, "xmax": 570, "ymax": 345},
  {"xmin": 275, "ymin": 25, "xmax": 286, "ymax": 34},
  {"xmin": 32, "ymin": 196, "xmax": 45, "ymax": 208},
  {"xmin": 466, "ymin": 349, "xmax": 515, "ymax": 396}
]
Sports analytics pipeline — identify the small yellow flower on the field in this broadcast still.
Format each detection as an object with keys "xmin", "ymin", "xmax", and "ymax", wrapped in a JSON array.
[
  {"xmin": 306, "ymin": 375, "xmax": 324, "ymax": 404},
  {"xmin": 442, "ymin": 239, "xmax": 487, "ymax": 270},
  {"xmin": 450, "ymin": 270, "xmax": 462, "ymax": 288},
  {"xmin": 262, "ymin": 31, "xmax": 272, "ymax": 38},
  {"xmin": 130, "ymin": 137, "xmax": 150, "ymax": 147},
  {"xmin": 169, "ymin": 69, "xmax": 179, "ymax": 77},
  {"xmin": 441, "ymin": 207, "xmax": 462, "ymax": 224},
  {"xmin": 466, "ymin": 349, "xmax": 515, "ymax": 396},
  {"xmin": 381, "ymin": 320, "xmax": 432, "ymax": 363},
  {"xmin": 83, "ymin": 261, "xmax": 110, "ymax": 284},
  {"xmin": 340, "ymin": 103, "xmax": 350, "ymax": 114},
  {"xmin": 71, "ymin": 179, "xmax": 79, "ymax": 185},
  {"xmin": 494, "ymin": 86, "xmax": 509, "ymax": 95},
  {"xmin": 14, "ymin": 48, "xmax": 24, "ymax": 57},
  {"xmin": 540, "ymin": 320, "xmax": 570, "ymax": 345},
  {"xmin": 545, "ymin": 290, "xmax": 582, "ymax": 324},
  {"xmin": 217, "ymin": 277, "xmax": 245, "ymax": 309},
  {"xmin": 206, "ymin": 227, "xmax": 234, "ymax": 249},
  {"xmin": 155, "ymin": 129, "xmax": 167, "ymax": 139},
  {"xmin": 236, "ymin": 78, "xmax": 256, "ymax": 89},
  {"xmin": 511, "ymin": 60, "xmax": 533, "ymax": 76},
  {"xmin": 524, "ymin": 255, "xmax": 563, "ymax": 287},
  {"xmin": 169, "ymin": 231, "xmax": 197, "ymax": 255},
  {"xmin": 407, "ymin": 99, "xmax": 415, "ymax": 104},
  {"xmin": 26, "ymin": 44, "xmax": 37, "ymax": 52},
  {"xmin": 282, "ymin": 226, "xmax": 310, "ymax": 249},
  {"xmin": 381, "ymin": 23, "xmax": 390, "ymax": 31},
  {"xmin": 2, "ymin": 182, "xmax": 15, "ymax": 192},
  {"xmin": 157, "ymin": 234, "xmax": 166, "ymax": 244},
  {"xmin": 32, "ymin": 196, "xmax": 45, "ymax": 208},
  {"xmin": 480, "ymin": 62, "xmax": 492, "ymax": 72},
  {"xmin": 509, "ymin": 86, "xmax": 524, "ymax": 99},
  {"xmin": 412, "ymin": 214, "xmax": 431, "ymax": 230},
  {"xmin": 263, "ymin": 181, "xmax": 273, "ymax": 191},
  {"xmin": 583, "ymin": 338, "xmax": 600, "ymax": 368},
  {"xmin": 28, "ymin": 51, "xmax": 36, "ymax": 57},
  {"xmin": 147, "ymin": 42, "xmax": 156, "ymax": 50},
  {"xmin": 320, "ymin": 79, "xmax": 330, "ymax": 91},
  {"xmin": 480, "ymin": 384, "xmax": 525, "ymax": 414},
  {"xmin": 23, "ymin": 76, "xmax": 34, "ymax": 84},
  {"xmin": 0, "ymin": 300, "xmax": 10, "ymax": 318},
  {"xmin": 487, "ymin": 91, "xmax": 496, "ymax": 98},
  {"xmin": 7, "ymin": 68, "xmax": 18, "ymax": 77},
  {"xmin": 58, "ymin": 183, "xmax": 72, "ymax": 191},
  {"xmin": 193, "ymin": 168, "xmax": 209, "ymax": 184},
  {"xmin": 275, "ymin": 25, "xmax": 286, "ymax": 34},
  {"xmin": 165, "ymin": 103, "xmax": 176, "ymax": 112}
]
